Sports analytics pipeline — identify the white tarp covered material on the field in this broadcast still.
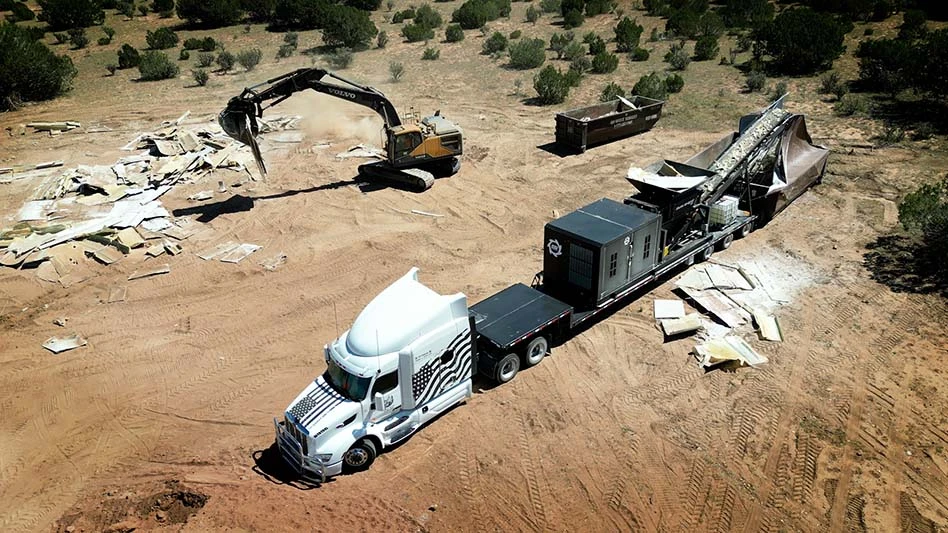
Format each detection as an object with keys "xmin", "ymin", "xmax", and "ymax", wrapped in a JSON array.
[
  {"xmin": 753, "ymin": 310, "xmax": 783, "ymax": 342},
  {"xmin": 695, "ymin": 336, "xmax": 768, "ymax": 368},
  {"xmin": 654, "ymin": 299, "xmax": 685, "ymax": 319},
  {"xmin": 43, "ymin": 334, "xmax": 87, "ymax": 354},
  {"xmin": 627, "ymin": 166, "xmax": 707, "ymax": 191}
]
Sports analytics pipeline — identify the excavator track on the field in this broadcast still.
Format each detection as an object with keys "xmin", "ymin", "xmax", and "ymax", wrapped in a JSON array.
[{"xmin": 358, "ymin": 161, "xmax": 436, "ymax": 192}]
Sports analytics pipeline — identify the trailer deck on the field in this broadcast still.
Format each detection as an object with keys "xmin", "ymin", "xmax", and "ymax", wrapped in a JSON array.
[{"xmin": 470, "ymin": 283, "xmax": 572, "ymax": 351}]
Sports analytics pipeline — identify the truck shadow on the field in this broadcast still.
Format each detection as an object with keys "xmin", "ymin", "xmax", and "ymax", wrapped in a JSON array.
[{"xmin": 250, "ymin": 443, "xmax": 327, "ymax": 490}]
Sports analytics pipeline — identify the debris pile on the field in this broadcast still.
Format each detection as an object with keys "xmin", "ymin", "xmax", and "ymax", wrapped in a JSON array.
[
  {"xmin": 653, "ymin": 260, "xmax": 786, "ymax": 370},
  {"xmin": 0, "ymin": 112, "xmax": 298, "ymax": 286}
]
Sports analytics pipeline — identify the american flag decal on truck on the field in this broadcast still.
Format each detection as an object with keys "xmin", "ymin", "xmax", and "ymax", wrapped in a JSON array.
[
  {"xmin": 288, "ymin": 379, "xmax": 346, "ymax": 427},
  {"xmin": 411, "ymin": 329, "xmax": 472, "ymax": 406}
]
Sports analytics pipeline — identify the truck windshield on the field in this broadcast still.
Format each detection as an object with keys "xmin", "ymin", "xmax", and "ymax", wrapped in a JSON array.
[{"xmin": 324, "ymin": 358, "xmax": 371, "ymax": 401}]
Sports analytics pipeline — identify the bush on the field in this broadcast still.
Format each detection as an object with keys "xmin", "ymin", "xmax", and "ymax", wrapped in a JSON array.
[
  {"xmin": 819, "ymin": 71, "xmax": 842, "ymax": 95},
  {"xmin": 693, "ymin": 34, "xmax": 718, "ymax": 61},
  {"xmin": 179, "ymin": 49, "xmax": 190, "ymax": 60},
  {"xmin": 326, "ymin": 47, "xmax": 353, "ymax": 68},
  {"xmin": 0, "ymin": 22, "xmax": 77, "ymax": 110},
  {"xmin": 898, "ymin": 178, "xmax": 948, "ymax": 281},
  {"xmin": 664, "ymin": 42, "xmax": 689, "ymax": 70},
  {"xmin": 665, "ymin": 7, "xmax": 699, "ymax": 38},
  {"xmin": 53, "ymin": 32, "xmax": 69, "ymax": 44},
  {"xmin": 482, "ymin": 31, "xmax": 507, "ymax": 54},
  {"xmin": 539, "ymin": 0, "xmax": 559, "ymax": 13},
  {"xmin": 899, "ymin": 9, "xmax": 927, "ymax": 41},
  {"xmin": 755, "ymin": 7, "xmax": 846, "ymax": 75},
  {"xmin": 834, "ymin": 93, "xmax": 868, "ymax": 116},
  {"xmin": 9, "ymin": 2, "xmax": 36, "ymax": 21},
  {"xmin": 614, "ymin": 16, "xmax": 643, "ymax": 52},
  {"xmin": 377, "ymin": 30, "xmax": 388, "ymax": 48},
  {"xmin": 721, "ymin": 0, "xmax": 773, "ymax": 28},
  {"xmin": 183, "ymin": 37, "xmax": 202, "ymax": 50},
  {"xmin": 96, "ymin": 36, "xmax": 109, "ymax": 46},
  {"xmin": 526, "ymin": 4, "xmax": 539, "ymax": 23},
  {"xmin": 600, "ymin": 81, "xmax": 625, "ymax": 101},
  {"xmin": 591, "ymin": 51, "xmax": 618, "ymax": 73},
  {"xmin": 422, "ymin": 47, "xmax": 440, "ymax": 59},
  {"xmin": 445, "ymin": 24, "xmax": 464, "ymax": 42},
  {"xmin": 632, "ymin": 71, "xmax": 667, "ymax": 100},
  {"xmin": 550, "ymin": 31, "xmax": 573, "ymax": 58},
  {"xmin": 510, "ymin": 29, "xmax": 521, "ymax": 39},
  {"xmin": 746, "ymin": 70, "xmax": 765, "ymax": 92},
  {"xmin": 508, "ymin": 37, "xmax": 546, "ymax": 69},
  {"xmin": 562, "ymin": 8, "xmax": 583, "ymax": 28},
  {"xmin": 583, "ymin": 0, "xmax": 610, "ymax": 17},
  {"xmin": 236, "ymin": 48, "xmax": 262, "ymax": 70},
  {"xmin": 176, "ymin": 0, "xmax": 243, "ymax": 27},
  {"xmin": 390, "ymin": 60, "xmax": 404, "ymax": 81},
  {"xmin": 393, "ymin": 7, "xmax": 415, "ymax": 23},
  {"xmin": 629, "ymin": 47, "xmax": 648, "ymax": 61},
  {"xmin": 37, "ymin": 0, "xmax": 104, "ymax": 30},
  {"xmin": 533, "ymin": 64, "xmax": 569, "ymax": 104},
  {"xmin": 117, "ymin": 0, "xmax": 135, "ymax": 18},
  {"xmin": 117, "ymin": 43, "xmax": 141, "ymax": 68},
  {"xmin": 216, "ymin": 50, "xmax": 235, "ymax": 71},
  {"xmin": 770, "ymin": 80, "xmax": 788, "ymax": 99},
  {"xmin": 283, "ymin": 31, "xmax": 299, "ymax": 47},
  {"xmin": 192, "ymin": 68, "xmax": 209, "ymax": 85},
  {"xmin": 107, "ymin": 63, "xmax": 118, "ymax": 75},
  {"xmin": 68, "ymin": 28, "xmax": 89, "ymax": 49},
  {"xmin": 664, "ymin": 72, "xmax": 683, "ymax": 93},
  {"xmin": 414, "ymin": 3, "xmax": 443, "ymax": 28},
  {"xmin": 138, "ymin": 50, "xmax": 179, "ymax": 80},
  {"xmin": 138, "ymin": 4, "xmax": 149, "ymax": 16},
  {"xmin": 275, "ymin": 43, "xmax": 294, "ymax": 58},
  {"xmin": 570, "ymin": 54, "xmax": 591, "ymax": 73},
  {"xmin": 452, "ymin": 0, "xmax": 510, "ymax": 29},
  {"xmin": 562, "ymin": 40, "xmax": 584, "ymax": 61},
  {"xmin": 322, "ymin": 5, "xmax": 378, "ymax": 49},
  {"xmin": 200, "ymin": 37, "xmax": 217, "ymax": 51},
  {"xmin": 145, "ymin": 27, "xmax": 178, "ymax": 50},
  {"xmin": 197, "ymin": 51, "xmax": 215, "ymax": 67},
  {"xmin": 588, "ymin": 35, "xmax": 605, "ymax": 55},
  {"xmin": 856, "ymin": 37, "xmax": 916, "ymax": 97},
  {"xmin": 102, "ymin": 25, "xmax": 115, "ymax": 40},
  {"xmin": 564, "ymin": 64, "xmax": 583, "ymax": 86},
  {"xmin": 402, "ymin": 22, "xmax": 435, "ymax": 42},
  {"xmin": 152, "ymin": 0, "xmax": 174, "ymax": 12}
]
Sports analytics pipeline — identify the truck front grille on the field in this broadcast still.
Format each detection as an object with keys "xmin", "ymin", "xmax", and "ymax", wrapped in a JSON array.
[{"xmin": 285, "ymin": 417, "xmax": 309, "ymax": 454}]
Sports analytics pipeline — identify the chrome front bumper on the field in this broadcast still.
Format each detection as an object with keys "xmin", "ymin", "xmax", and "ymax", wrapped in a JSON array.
[{"xmin": 273, "ymin": 418, "xmax": 339, "ymax": 483}]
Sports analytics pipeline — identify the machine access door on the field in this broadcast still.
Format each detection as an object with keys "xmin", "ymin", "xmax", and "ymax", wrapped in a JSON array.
[{"xmin": 629, "ymin": 225, "xmax": 656, "ymax": 279}]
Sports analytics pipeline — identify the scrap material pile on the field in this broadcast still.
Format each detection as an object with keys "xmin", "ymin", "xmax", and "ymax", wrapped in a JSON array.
[{"xmin": 0, "ymin": 112, "xmax": 299, "ymax": 285}]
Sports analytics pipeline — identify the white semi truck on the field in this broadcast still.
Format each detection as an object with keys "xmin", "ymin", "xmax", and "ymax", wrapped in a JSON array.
[{"xmin": 272, "ymin": 99, "xmax": 829, "ymax": 481}]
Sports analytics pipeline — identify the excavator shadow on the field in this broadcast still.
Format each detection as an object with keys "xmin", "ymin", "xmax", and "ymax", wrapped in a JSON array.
[{"xmin": 250, "ymin": 443, "xmax": 328, "ymax": 490}]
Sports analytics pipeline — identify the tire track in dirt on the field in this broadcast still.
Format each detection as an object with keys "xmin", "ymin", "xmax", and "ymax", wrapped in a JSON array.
[
  {"xmin": 515, "ymin": 410, "xmax": 549, "ymax": 532},
  {"xmin": 604, "ymin": 432, "xmax": 645, "ymax": 532},
  {"xmin": 900, "ymin": 492, "xmax": 938, "ymax": 533}
]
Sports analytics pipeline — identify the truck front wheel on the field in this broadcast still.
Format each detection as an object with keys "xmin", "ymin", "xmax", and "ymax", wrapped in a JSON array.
[
  {"xmin": 524, "ymin": 336, "xmax": 549, "ymax": 367},
  {"xmin": 495, "ymin": 353, "xmax": 520, "ymax": 384},
  {"xmin": 342, "ymin": 439, "xmax": 377, "ymax": 473}
]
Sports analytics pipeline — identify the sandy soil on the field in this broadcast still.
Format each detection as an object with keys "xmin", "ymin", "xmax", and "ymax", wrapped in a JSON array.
[{"xmin": 2, "ymin": 5, "xmax": 948, "ymax": 533}]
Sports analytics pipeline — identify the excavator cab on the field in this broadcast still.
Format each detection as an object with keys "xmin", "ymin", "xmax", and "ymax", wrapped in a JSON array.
[{"xmin": 391, "ymin": 129, "xmax": 423, "ymax": 162}]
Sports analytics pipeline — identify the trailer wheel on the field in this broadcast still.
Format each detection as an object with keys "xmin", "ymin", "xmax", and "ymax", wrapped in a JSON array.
[
  {"xmin": 699, "ymin": 245, "xmax": 713, "ymax": 262},
  {"xmin": 739, "ymin": 222, "xmax": 753, "ymax": 238},
  {"xmin": 718, "ymin": 233, "xmax": 734, "ymax": 250},
  {"xmin": 495, "ymin": 353, "xmax": 520, "ymax": 384},
  {"xmin": 342, "ymin": 439, "xmax": 377, "ymax": 473},
  {"xmin": 523, "ymin": 336, "xmax": 549, "ymax": 367}
]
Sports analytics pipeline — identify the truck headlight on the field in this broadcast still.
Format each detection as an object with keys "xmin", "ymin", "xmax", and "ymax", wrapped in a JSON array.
[{"xmin": 313, "ymin": 453, "xmax": 333, "ymax": 463}]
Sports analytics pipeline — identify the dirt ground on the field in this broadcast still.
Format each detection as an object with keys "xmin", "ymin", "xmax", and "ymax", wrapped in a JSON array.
[{"xmin": 2, "ymin": 5, "xmax": 948, "ymax": 533}]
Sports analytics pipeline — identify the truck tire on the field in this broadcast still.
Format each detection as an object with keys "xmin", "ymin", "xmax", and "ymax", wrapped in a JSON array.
[
  {"xmin": 495, "ymin": 353, "xmax": 520, "ymax": 384},
  {"xmin": 699, "ymin": 245, "xmax": 713, "ymax": 262},
  {"xmin": 718, "ymin": 233, "xmax": 734, "ymax": 250},
  {"xmin": 740, "ymin": 222, "xmax": 753, "ymax": 238},
  {"xmin": 342, "ymin": 439, "xmax": 377, "ymax": 473},
  {"xmin": 523, "ymin": 336, "xmax": 549, "ymax": 367}
]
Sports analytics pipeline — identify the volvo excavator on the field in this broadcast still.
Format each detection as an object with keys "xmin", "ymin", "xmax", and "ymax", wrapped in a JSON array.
[{"xmin": 219, "ymin": 68, "xmax": 463, "ymax": 191}]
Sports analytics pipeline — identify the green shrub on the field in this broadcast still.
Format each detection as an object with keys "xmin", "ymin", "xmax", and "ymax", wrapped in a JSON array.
[
  {"xmin": 445, "ymin": 24, "xmax": 464, "ymax": 42},
  {"xmin": 68, "ymin": 28, "xmax": 89, "ymax": 49},
  {"xmin": 583, "ymin": 0, "xmax": 610, "ymax": 17},
  {"xmin": 819, "ymin": 71, "xmax": 843, "ymax": 96},
  {"xmin": 321, "ymin": 5, "xmax": 378, "ymax": 49},
  {"xmin": 107, "ymin": 63, "xmax": 118, "ymax": 75},
  {"xmin": 151, "ymin": 0, "xmax": 174, "ymax": 13},
  {"xmin": 570, "ymin": 54, "xmax": 591, "ymax": 73},
  {"xmin": 482, "ymin": 31, "xmax": 507, "ymax": 54},
  {"xmin": 414, "ymin": 3, "xmax": 443, "ymax": 28},
  {"xmin": 452, "ymin": 0, "xmax": 510, "ymax": 29},
  {"xmin": 664, "ymin": 72, "xmax": 683, "ymax": 93},
  {"xmin": 508, "ymin": 37, "xmax": 546, "ymax": 69},
  {"xmin": 755, "ymin": 7, "xmax": 846, "ymax": 75},
  {"xmin": 138, "ymin": 4, "xmax": 149, "ymax": 16},
  {"xmin": 37, "ymin": 0, "xmax": 104, "ymax": 30},
  {"xmin": 176, "ymin": 0, "xmax": 243, "ymax": 28},
  {"xmin": 533, "ymin": 64, "xmax": 569, "ymax": 104},
  {"xmin": 183, "ymin": 37, "xmax": 202, "ymax": 50},
  {"xmin": 393, "ymin": 7, "xmax": 415, "ymax": 23},
  {"xmin": 145, "ymin": 27, "xmax": 178, "ymax": 50},
  {"xmin": 591, "ymin": 51, "xmax": 618, "ymax": 73},
  {"xmin": 600, "ymin": 81, "xmax": 625, "ymax": 101},
  {"xmin": 117, "ymin": 0, "xmax": 135, "ymax": 18},
  {"xmin": 200, "ymin": 37, "xmax": 217, "ymax": 51},
  {"xmin": 326, "ymin": 47, "xmax": 353, "ymax": 69},
  {"xmin": 770, "ymin": 80, "xmax": 788, "ymax": 99},
  {"xmin": 179, "ymin": 49, "xmax": 190, "ymax": 60},
  {"xmin": 138, "ymin": 50, "xmax": 179, "ymax": 80},
  {"xmin": 216, "ymin": 50, "xmax": 235, "ymax": 71},
  {"xmin": 422, "ymin": 47, "xmax": 440, "ymax": 59},
  {"xmin": 284, "ymin": 31, "xmax": 299, "ymax": 47},
  {"xmin": 664, "ymin": 41, "xmax": 690, "ymax": 70},
  {"xmin": 117, "ymin": 43, "xmax": 141, "ymax": 68},
  {"xmin": 403, "ymin": 22, "xmax": 435, "ymax": 42},
  {"xmin": 629, "ymin": 47, "xmax": 648, "ymax": 61},
  {"xmin": 0, "ymin": 21, "xmax": 77, "ymax": 110},
  {"xmin": 377, "ymin": 30, "xmax": 388, "ymax": 48},
  {"xmin": 562, "ymin": 40, "xmax": 584, "ymax": 61},
  {"xmin": 277, "ymin": 43, "xmax": 295, "ymax": 58},
  {"xmin": 510, "ymin": 29, "xmax": 522, "ymax": 39},
  {"xmin": 564, "ymin": 63, "xmax": 583, "ymax": 86},
  {"xmin": 526, "ymin": 4, "xmax": 539, "ymax": 23},
  {"xmin": 197, "ymin": 51, "xmax": 215, "ymax": 67},
  {"xmin": 614, "ymin": 16, "xmax": 643, "ymax": 52},
  {"xmin": 632, "ymin": 71, "xmax": 667, "ymax": 100},
  {"xmin": 237, "ymin": 48, "xmax": 262, "ymax": 71},
  {"xmin": 898, "ymin": 177, "xmax": 948, "ymax": 283},
  {"xmin": 746, "ymin": 70, "xmax": 765, "ymax": 92},
  {"xmin": 588, "ymin": 35, "xmax": 605, "ymax": 55},
  {"xmin": 721, "ymin": 0, "xmax": 773, "ymax": 28},
  {"xmin": 192, "ymin": 68, "xmax": 209, "ymax": 86},
  {"xmin": 102, "ymin": 25, "xmax": 115, "ymax": 40},
  {"xmin": 550, "ymin": 31, "xmax": 574, "ymax": 58},
  {"xmin": 9, "ymin": 2, "xmax": 36, "ymax": 21},
  {"xmin": 693, "ymin": 34, "xmax": 718, "ymax": 61},
  {"xmin": 834, "ymin": 93, "xmax": 869, "ymax": 116},
  {"xmin": 390, "ymin": 60, "xmax": 405, "ymax": 81},
  {"xmin": 562, "ymin": 8, "xmax": 583, "ymax": 29},
  {"xmin": 54, "ymin": 32, "xmax": 69, "ymax": 45},
  {"xmin": 539, "ymin": 0, "xmax": 559, "ymax": 13}
]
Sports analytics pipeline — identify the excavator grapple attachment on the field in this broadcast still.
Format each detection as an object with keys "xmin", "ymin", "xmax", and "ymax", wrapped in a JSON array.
[{"xmin": 218, "ymin": 97, "xmax": 267, "ymax": 177}]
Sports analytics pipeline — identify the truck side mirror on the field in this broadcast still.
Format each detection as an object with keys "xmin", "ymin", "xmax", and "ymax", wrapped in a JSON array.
[{"xmin": 373, "ymin": 392, "xmax": 384, "ymax": 411}]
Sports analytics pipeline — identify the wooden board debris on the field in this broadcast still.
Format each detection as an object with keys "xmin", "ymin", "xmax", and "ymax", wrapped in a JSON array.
[
  {"xmin": 753, "ymin": 310, "xmax": 783, "ymax": 342},
  {"xmin": 660, "ymin": 313, "xmax": 702, "ymax": 336},
  {"xmin": 219, "ymin": 243, "xmax": 261, "ymax": 263},
  {"xmin": 108, "ymin": 285, "xmax": 127, "ymax": 303},
  {"xmin": 128, "ymin": 263, "xmax": 170, "ymax": 280},
  {"xmin": 43, "ymin": 334, "xmax": 87, "ymax": 354},
  {"xmin": 654, "ymin": 299, "xmax": 685, "ymax": 319},
  {"xmin": 680, "ymin": 287, "xmax": 750, "ymax": 329}
]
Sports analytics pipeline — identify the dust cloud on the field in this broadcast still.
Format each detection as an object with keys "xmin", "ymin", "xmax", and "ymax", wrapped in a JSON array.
[{"xmin": 279, "ymin": 91, "xmax": 385, "ymax": 146}]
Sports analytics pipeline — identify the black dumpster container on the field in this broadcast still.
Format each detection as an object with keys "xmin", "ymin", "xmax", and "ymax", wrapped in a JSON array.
[{"xmin": 554, "ymin": 96, "xmax": 664, "ymax": 153}]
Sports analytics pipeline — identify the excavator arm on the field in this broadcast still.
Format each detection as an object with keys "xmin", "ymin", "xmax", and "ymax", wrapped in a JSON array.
[{"xmin": 218, "ymin": 68, "xmax": 403, "ymax": 176}]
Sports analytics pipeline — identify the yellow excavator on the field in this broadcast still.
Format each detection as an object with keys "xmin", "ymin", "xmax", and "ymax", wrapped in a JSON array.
[{"xmin": 219, "ymin": 68, "xmax": 463, "ymax": 191}]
